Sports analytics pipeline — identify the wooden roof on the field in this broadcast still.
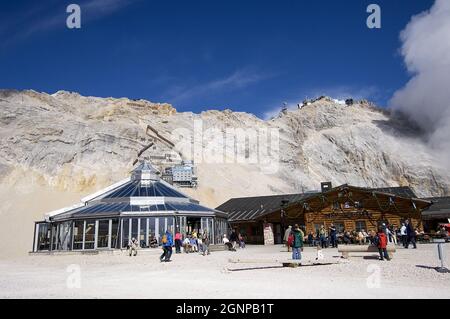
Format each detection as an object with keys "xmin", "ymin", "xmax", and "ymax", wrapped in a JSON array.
[
  {"xmin": 421, "ymin": 196, "xmax": 450, "ymax": 219},
  {"xmin": 217, "ymin": 184, "xmax": 432, "ymax": 223}
]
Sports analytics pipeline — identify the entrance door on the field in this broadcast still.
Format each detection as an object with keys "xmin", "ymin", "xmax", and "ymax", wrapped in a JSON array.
[
  {"xmin": 186, "ymin": 217, "xmax": 201, "ymax": 234},
  {"xmin": 274, "ymin": 223, "xmax": 282, "ymax": 244},
  {"xmin": 201, "ymin": 217, "xmax": 214, "ymax": 243}
]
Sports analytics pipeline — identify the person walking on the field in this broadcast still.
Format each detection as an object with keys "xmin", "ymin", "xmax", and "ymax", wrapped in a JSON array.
[
  {"xmin": 405, "ymin": 220, "xmax": 417, "ymax": 249},
  {"xmin": 174, "ymin": 231, "xmax": 182, "ymax": 254},
  {"xmin": 201, "ymin": 231, "xmax": 211, "ymax": 256},
  {"xmin": 292, "ymin": 224, "xmax": 304, "ymax": 262},
  {"xmin": 400, "ymin": 223, "xmax": 407, "ymax": 247},
  {"xmin": 128, "ymin": 237, "xmax": 138, "ymax": 257},
  {"xmin": 284, "ymin": 225, "xmax": 292, "ymax": 252},
  {"xmin": 319, "ymin": 225, "xmax": 327, "ymax": 249},
  {"xmin": 376, "ymin": 227, "xmax": 390, "ymax": 261},
  {"xmin": 160, "ymin": 230, "xmax": 174, "ymax": 262},
  {"xmin": 329, "ymin": 223, "xmax": 337, "ymax": 248},
  {"xmin": 238, "ymin": 233, "xmax": 245, "ymax": 249},
  {"xmin": 391, "ymin": 226, "xmax": 398, "ymax": 245},
  {"xmin": 230, "ymin": 229, "xmax": 238, "ymax": 250},
  {"xmin": 307, "ymin": 231, "xmax": 314, "ymax": 247}
]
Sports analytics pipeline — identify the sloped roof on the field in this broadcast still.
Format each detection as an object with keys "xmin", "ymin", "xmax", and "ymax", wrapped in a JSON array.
[
  {"xmin": 103, "ymin": 180, "xmax": 188, "ymax": 199},
  {"xmin": 216, "ymin": 193, "xmax": 317, "ymax": 222},
  {"xmin": 217, "ymin": 185, "xmax": 426, "ymax": 223},
  {"xmin": 421, "ymin": 196, "xmax": 450, "ymax": 219},
  {"xmin": 47, "ymin": 161, "xmax": 222, "ymax": 221},
  {"xmin": 52, "ymin": 201, "xmax": 224, "ymax": 221},
  {"xmin": 369, "ymin": 186, "xmax": 417, "ymax": 198}
]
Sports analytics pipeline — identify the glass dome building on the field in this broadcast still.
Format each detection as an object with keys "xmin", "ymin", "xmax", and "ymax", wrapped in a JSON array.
[{"xmin": 32, "ymin": 162, "xmax": 228, "ymax": 252}]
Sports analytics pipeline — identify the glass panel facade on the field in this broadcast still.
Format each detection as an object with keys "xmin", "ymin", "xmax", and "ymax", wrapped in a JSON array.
[
  {"xmin": 148, "ymin": 217, "xmax": 157, "ymax": 245},
  {"xmin": 97, "ymin": 220, "xmax": 109, "ymax": 248},
  {"xmin": 73, "ymin": 221, "xmax": 84, "ymax": 250},
  {"xmin": 111, "ymin": 219, "xmax": 120, "ymax": 248},
  {"xmin": 51, "ymin": 224, "xmax": 58, "ymax": 250},
  {"xmin": 84, "ymin": 221, "xmax": 96, "ymax": 249},
  {"xmin": 214, "ymin": 218, "xmax": 228, "ymax": 245},
  {"xmin": 57, "ymin": 221, "xmax": 72, "ymax": 250},
  {"xmin": 122, "ymin": 219, "xmax": 130, "ymax": 248},
  {"xmin": 167, "ymin": 217, "xmax": 174, "ymax": 234},
  {"xmin": 131, "ymin": 218, "xmax": 138, "ymax": 242},
  {"xmin": 36, "ymin": 223, "xmax": 50, "ymax": 251},
  {"xmin": 158, "ymin": 217, "xmax": 165, "ymax": 243},
  {"xmin": 139, "ymin": 218, "xmax": 147, "ymax": 248}
]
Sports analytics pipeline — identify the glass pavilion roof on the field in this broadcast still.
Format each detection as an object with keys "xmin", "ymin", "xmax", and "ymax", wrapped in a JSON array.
[
  {"xmin": 103, "ymin": 180, "xmax": 188, "ymax": 199},
  {"xmin": 47, "ymin": 162, "xmax": 225, "ymax": 221}
]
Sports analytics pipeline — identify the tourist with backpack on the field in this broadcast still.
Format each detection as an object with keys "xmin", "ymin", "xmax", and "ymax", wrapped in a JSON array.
[
  {"xmin": 159, "ymin": 230, "xmax": 174, "ymax": 262},
  {"xmin": 375, "ymin": 227, "xmax": 390, "ymax": 261},
  {"xmin": 291, "ymin": 224, "xmax": 304, "ymax": 262}
]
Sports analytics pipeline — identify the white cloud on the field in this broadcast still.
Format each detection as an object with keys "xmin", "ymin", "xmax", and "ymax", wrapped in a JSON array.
[
  {"xmin": 389, "ymin": 0, "xmax": 450, "ymax": 165},
  {"xmin": 1, "ymin": 0, "xmax": 137, "ymax": 48},
  {"xmin": 166, "ymin": 68, "xmax": 271, "ymax": 106}
]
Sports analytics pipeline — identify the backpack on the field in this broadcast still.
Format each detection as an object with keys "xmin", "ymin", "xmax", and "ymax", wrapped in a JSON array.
[
  {"xmin": 161, "ymin": 234, "xmax": 168, "ymax": 244},
  {"xmin": 372, "ymin": 235, "xmax": 380, "ymax": 246},
  {"xmin": 287, "ymin": 234, "xmax": 294, "ymax": 247}
]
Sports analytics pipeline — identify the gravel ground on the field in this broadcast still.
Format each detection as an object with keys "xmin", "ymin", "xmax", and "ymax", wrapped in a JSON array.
[{"xmin": 0, "ymin": 244, "xmax": 449, "ymax": 299}]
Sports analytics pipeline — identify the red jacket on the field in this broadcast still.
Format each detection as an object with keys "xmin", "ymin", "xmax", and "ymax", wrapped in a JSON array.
[{"xmin": 377, "ymin": 232, "xmax": 388, "ymax": 249}]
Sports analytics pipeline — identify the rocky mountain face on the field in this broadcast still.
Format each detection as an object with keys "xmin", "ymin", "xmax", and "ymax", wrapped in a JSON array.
[{"xmin": 0, "ymin": 89, "xmax": 449, "ymax": 210}]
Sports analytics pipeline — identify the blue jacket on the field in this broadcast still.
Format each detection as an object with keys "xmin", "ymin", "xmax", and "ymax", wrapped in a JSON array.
[{"xmin": 163, "ymin": 232, "xmax": 173, "ymax": 247}]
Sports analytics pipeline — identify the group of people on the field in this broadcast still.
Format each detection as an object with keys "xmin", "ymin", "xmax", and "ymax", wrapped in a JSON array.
[
  {"xmin": 222, "ymin": 229, "xmax": 245, "ymax": 251},
  {"xmin": 180, "ymin": 230, "xmax": 211, "ymax": 256},
  {"xmin": 282, "ymin": 219, "xmax": 421, "ymax": 262},
  {"xmin": 127, "ymin": 228, "xmax": 245, "ymax": 262}
]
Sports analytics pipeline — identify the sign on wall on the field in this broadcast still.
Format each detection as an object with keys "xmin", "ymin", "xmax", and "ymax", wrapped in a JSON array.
[{"xmin": 263, "ymin": 223, "xmax": 274, "ymax": 245}]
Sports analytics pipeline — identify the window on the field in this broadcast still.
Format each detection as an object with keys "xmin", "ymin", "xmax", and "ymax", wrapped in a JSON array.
[
  {"xmin": 167, "ymin": 217, "xmax": 174, "ymax": 234},
  {"xmin": 333, "ymin": 222, "xmax": 345, "ymax": 233},
  {"xmin": 355, "ymin": 221, "xmax": 367, "ymax": 232},
  {"xmin": 332, "ymin": 202, "xmax": 340, "ymax": 210},
  {"xmin": 73, "ymin": 221, "xmax": 84, "ymax": 250},
  {"xmin": 314, "ymin": 224, "xmax": 323, "ymax": 235},
  {"xmin": 148, "ymin": 217, "xmax": 156, "ymax": 244},
  {"xmin": 111, "ymin": 219, "xmax": 119, "ymax": 249},
  {"xmin": 36, "ymin": 223, "xmax": 50, "ymax": 251},
  {"xmin": 84, "ymin": 221, "xmax": 96, "ymax": 249},
  {"xmin": 139, "ymin": 218, "xmax": 147, "ymax": 248},
  {"xmin": 97, "ymin": 220, "xmax": 109, "ymax": 248},
  {"xmin": 131, "ymin": 219, "xmax": 138, "ymax": 242},
  {"xmin": 122, "ymin": 219, "xmax": 130, "ymax": 248}
]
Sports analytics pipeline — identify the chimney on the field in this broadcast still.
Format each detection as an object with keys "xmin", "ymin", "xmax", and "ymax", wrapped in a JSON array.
[{"xmin": 321, "ymin": 182, "xmax": 332, "ymax": 193}]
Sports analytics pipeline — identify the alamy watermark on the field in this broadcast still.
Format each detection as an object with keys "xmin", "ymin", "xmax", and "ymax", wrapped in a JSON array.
[
  {"xmin": 367, "ymin": 4, "xmax": 381, "ymax": 29},
  {"xmin": 66, "ymin": 4, "xmax": 81, "ymax": 29},
  {"xmin": 66, "ymin": 264, "xmax": 82, "ymax": 289},
  {"xmin": 170, "ymin": 119, "xmax": 280, "ymax": 174},
  {"xmin": 366, "ymin": 264, "xmax": 381, "ymax": 288}
]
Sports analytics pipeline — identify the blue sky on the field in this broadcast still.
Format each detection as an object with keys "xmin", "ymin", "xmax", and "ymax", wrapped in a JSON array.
[{"xmin": 0, "ymin": 0, "xmax": 435, "ymax": 118}]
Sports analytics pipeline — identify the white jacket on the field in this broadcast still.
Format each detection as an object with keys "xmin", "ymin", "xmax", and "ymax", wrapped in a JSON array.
[{"xmin": 400, "ymin": 225, "xmax": 407, "ymax": 236}]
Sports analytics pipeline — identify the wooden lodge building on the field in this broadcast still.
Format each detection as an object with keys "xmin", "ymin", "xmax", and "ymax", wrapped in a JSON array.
[{"xmin": 216, "ymin": 183, "xmax": 433, "ymax": 245}]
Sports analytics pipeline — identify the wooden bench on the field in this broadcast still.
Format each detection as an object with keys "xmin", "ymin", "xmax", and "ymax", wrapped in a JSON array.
[{"xmin": 338, "ymin": 245, "xmax": 396, "ymax": 259}]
